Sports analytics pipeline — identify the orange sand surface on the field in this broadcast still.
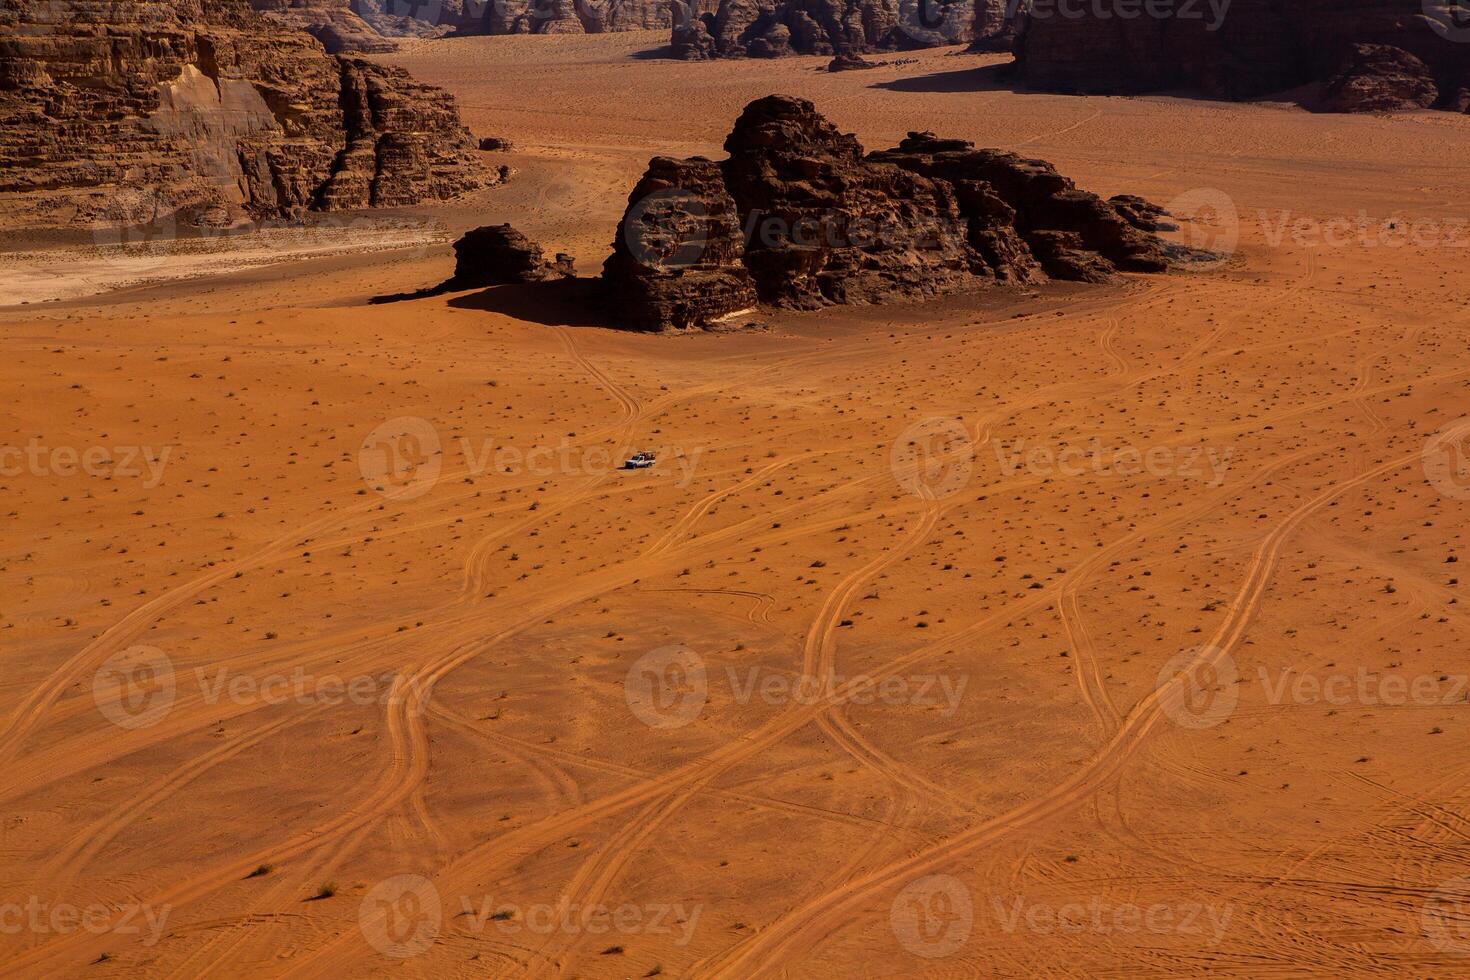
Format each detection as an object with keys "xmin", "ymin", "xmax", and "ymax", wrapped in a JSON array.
[{"xmin": 5, "ymin": 33, "xmax": 1470, "ymax": 977}]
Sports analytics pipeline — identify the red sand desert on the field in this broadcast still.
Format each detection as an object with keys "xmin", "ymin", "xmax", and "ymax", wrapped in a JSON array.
[{"xmin": 7, "ymin": 32, "xmax": 1470, "ymax": 978}]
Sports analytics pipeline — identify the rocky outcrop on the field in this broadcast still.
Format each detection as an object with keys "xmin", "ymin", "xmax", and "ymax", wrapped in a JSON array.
[
  {"xmin": 1323, "ymin": 43, "xmax": 1438, "ymax": 112},
  {"xmin": 967, "ymin": 0, "xmax": 1017, "ymax": 51},
  {"xmin": 248, "ymin": 0, "xmax": 396, "ymax": 53},
  {"xmin": 449, "ymin": 224, "xmax": 575, "ymax": 287},
  {"xmin": 671, "ymin": 0, "xmax": 973, "ymax": 59},
  {"xmin": 602, "ymin": 156, "xmax": 759, "ymax": 330},
  {"xmin": 0, "ymin": 0, "xmax": 497, "ymax": 230},
  {"xmin": 827, "ymin": 52, "xmax": 880, "ymax": 69},
  {"xmin": 602, "ymin": 96, "xmax": 1173, "ymax": 330},
  {"xmin": 1011, "ymin": 0, "xmax": 1470, "ymax": 113}
]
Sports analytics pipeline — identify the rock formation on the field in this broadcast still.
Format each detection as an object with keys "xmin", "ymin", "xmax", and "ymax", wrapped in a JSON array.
[
  {"xmin": 602, "ymin": 96, "xmax": 1174, "ymax": 330},
  {"xmin": 0, "ymin": 0, "xmax": 497, "ymax": 230},
  {"xmin": 671, "ymin": 0, "xmax": 973, "ymax": 59},
  {"xmin": 827, "ymin": 52, "xmax": 880, "ymax": 70},
  {"xmin": 1323, "ymin": 43, "xmax": 1439, "ymax": 112},
  {"xmin": 602, "ymin": 156, "xmax": 759, "ymax": 330},
  {"xmin": 449, "ymin": 224, "xmax": 575, "ymax": 287},
  {"xmin": 1011, "ymin": 0, "xmax": 1470, "ymax": 113},
  {"xmin": 248, "ymin": 0, "xmax": 396, "ymax": 53},
  {"xmin": 967, "ymin": 0, "xmax": 1017, "ymax": 51}
]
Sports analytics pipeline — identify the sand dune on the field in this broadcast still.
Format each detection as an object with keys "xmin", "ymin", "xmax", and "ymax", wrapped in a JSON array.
[{"xmin": 4, "ymin": 34, "xmax": 1470, "ymax": 978}]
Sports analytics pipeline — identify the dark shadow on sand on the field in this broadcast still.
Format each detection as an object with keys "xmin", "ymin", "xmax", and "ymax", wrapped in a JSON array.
[
  {"xmin": 445, "ymin": 279, "xmax": 614, "ymax": 328},
  {"xmin": 869, "ymin": 62, "xmax": 1017, "ymax": 93},
  {"xmin": 630, "ymin": 44, "xmax": 679, "ymax": 60}
]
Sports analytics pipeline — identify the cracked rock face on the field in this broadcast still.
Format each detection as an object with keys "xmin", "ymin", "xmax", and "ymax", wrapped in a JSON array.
[
  {"xmin": 601, "ymin": 96, "xmax": 1174, "ymax": 331},
  {"xmin": 0, "ymin": 0, "xmax": 496, "ymax": 230},
  {"xmin": 1011, "ymin": 0, "xmax": 1470, "ymax": 114}
]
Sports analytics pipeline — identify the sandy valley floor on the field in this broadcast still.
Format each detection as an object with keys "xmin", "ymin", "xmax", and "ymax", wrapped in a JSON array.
[{"xmin": 6, "ymin": 32, "xmax": 1470, "ymax": 977}]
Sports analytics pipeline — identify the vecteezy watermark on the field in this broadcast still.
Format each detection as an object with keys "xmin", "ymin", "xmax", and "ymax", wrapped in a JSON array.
[
  {"xmin": 93, "ymin": 646, "xmax": 176, "ymax": 730},
  {"xmin": 891, "ymin": 417, "xmax": 974, "ymax": 500},
  {"xmin": 0, "ymin": 439, "xmax": 172, "ymax": 487},
  {"xmin": 1155, "ymin": 646, "xmax": 1238, "ymax": 729},
  {"xmin": 1424, "ymin": 876, "xmax": 1470, "ymax": 955},
  {"xmin": 992, "ymin": 895, "xmax": 1234, "ymax": 943},
  {"xmin": 624, "ymin": 647, "xmax": 969, "ymax": 729},
  {"xmin": 0, "ymin": 897, "xmax": 171, "ymax": 946},
  {"xmin": 1012, "ymin": 0, "xmax": 1233, "ymax": 31},
  {"xmin": 358, "ymin": 875, "xmax": 701, "ymax": 958},
  {"xmin": 1258, "ymin": 210, "xmax": 1470, "ymax": 250},
  {"xmin": 891, "ymin": 875, "xmax": 973, "ymax": 958},
  {"xmin": 993, "ymin": 438, "xmax": 1232, "ymax": 486},
  {"xmin": 92, "ymin": 648, "xmax": 439, "ymax": 730},
  {"xmin": 1423, "ymin": 417, "xmax": 1470, "ymax": 501},
  {"xmin": 1257, "ymin": 667, "xmax": 1469, "ymax": 708},
  {"xmin": 357, "ymin": 416, "xmax": 706, "ymax": 500}
]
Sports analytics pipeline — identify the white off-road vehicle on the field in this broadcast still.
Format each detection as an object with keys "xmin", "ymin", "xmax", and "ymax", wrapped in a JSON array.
[{"xmin": 623, "ymin": 451, "xmax": 656, "ymax": 470}]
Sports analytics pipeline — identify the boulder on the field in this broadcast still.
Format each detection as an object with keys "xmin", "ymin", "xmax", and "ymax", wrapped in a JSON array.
[
  {"xmin": 828, "ymin": 52, "xmax": 880, "ymax": 70},
  {"xmin": 1323, "ymin": 43, "xmax": 1438, "ymax": 112},
  {"xmin": 451, "ymin": 224, "xmax": 576, "ymax": 288}
]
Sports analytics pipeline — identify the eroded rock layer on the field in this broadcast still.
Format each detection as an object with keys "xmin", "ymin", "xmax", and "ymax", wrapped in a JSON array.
[
  {"xmin": 671, "ymin": 0, "xmax": 973, "ymax": 59},
  {"xmin": 602, "ymin": 96, "xmax": 1173, "ymax": 330},
  {"xmin": 0, "ymin": 0, "xmax": 494, "ymax": 229},
  {"xmin": 1012, "ymin": 0, "xmax": 1470, "ymax": 113}
]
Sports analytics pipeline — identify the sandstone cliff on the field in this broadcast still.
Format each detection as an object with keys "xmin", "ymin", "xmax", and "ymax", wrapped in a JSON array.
[
  {"xmin": 0, "ymin": 0, "xmax": 496, "ymax": 230},
  {"xmin": 1011, "ymin": 0, "xmax": 1470, "ymax": 113},
  {"xmin": 602, "ymin": 96, "xmax": 1173, "ymax": 330}
]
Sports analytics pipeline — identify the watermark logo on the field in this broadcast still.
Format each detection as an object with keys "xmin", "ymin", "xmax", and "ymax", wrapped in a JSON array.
[
  {"xmin": 1164, "ymin": 187, "xmax": 1238, "ymax": 270},
  {"xmin": 1425, "ymin": 875, "xmax": 1470, "ymax": 954},
  {"xmin": 360, "ymin": 874, "xmax": 442, "ymax": 958},
  {"xmin": 359, "ymin": 416, "xmax": 443, "ymax": 501},
  {"xmin": 625, "ymin": 645, "xmax": 708, "ymax": 729},
  {"xmin": 898, "ymin": 0, "xmax": 972, "ymax": 45},
  {"xmin": 1425, "ymin": 876, "xmax": 1470, "ymax": 954},
  {"xmin": 1423, "ymin": 417, "xmax": 1470, "ymax": 501},
  {"xmin": 93, "ymin": 645, "xmax": 175, "ymax": 730},
  {"xmin": 623, "ymin": 188, "xmax": 712, "ymax": 272},
  {"xmin": 891, "ymin": 874, "xmax": 973, "ymax": 958},
  {"xmin": 891, "ymin": 417, "xmax": 973, "ymax": 499},
  {"xmin": 1424, "ymin": 0, "xmax": 1470, "ymax": 43},
  {"xmin": 1155, "ymin": 646, "xmax": 1237, "ymax": 729}
]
